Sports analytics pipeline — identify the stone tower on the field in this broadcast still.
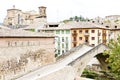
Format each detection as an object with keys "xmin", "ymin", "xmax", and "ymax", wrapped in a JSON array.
[
  {"xmin": 38, "ymin": 6, "xmax": 47, "ymax": 18},
  {"xmin": 4, "ymin": 5, "xmax": 22, "ymax": 26}
]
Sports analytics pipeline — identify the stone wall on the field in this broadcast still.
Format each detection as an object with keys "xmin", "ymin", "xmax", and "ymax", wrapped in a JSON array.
[
  {"xmin": 37, "ymin": 66, "xmax": 75, "ymax": 80},
  {"xmin": 0, "ymin": 37, "xmax": 55, "ymax": 80}
]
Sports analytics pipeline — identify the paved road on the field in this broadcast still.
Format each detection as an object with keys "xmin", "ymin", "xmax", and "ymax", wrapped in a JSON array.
[{"xmin": 14, "ymin": 45, "xmax": 92, "ymax": 80}]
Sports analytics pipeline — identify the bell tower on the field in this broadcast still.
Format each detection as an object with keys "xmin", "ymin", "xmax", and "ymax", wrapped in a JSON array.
[{"xmin": 38, "ymin": 6, "xmax": 47, "ymax": 18}]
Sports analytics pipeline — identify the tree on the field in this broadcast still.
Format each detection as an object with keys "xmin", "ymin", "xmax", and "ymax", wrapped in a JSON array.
[
  {"xmin": 74, "ymin": 16, "xmax": 79, "ymax": 22},
  {"xmin": 69, "ymin": 17, "xmax": 73, "ymax": 21},
  {"xmin": 104, "ymin": 36, "xmax": 120, "ymax": 79},
  {"xmin": 79, "ymin": 15, "xmax": 85, "ymax": 21}
]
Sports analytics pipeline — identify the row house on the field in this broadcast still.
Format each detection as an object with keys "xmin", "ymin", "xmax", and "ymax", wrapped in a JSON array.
[
  {"xmin": 37, "ymin": 21, "xmax": 110, "ymax": 56},
  {"xmin": 71, "ymin": 22, "xmax": 110, "ymax": 47}
]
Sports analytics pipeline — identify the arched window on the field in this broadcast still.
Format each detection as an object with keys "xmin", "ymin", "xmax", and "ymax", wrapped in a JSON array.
[{"xmin": 18, "ymin": 14, "xmax": 20, "ymax": 24}]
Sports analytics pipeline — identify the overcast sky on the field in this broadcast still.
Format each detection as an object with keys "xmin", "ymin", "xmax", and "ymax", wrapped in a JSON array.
[{"xmin": 0, "ymin": 0, "xmax": 120, "ymax": 23}]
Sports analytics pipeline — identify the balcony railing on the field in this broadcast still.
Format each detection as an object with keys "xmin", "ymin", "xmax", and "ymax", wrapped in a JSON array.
[
  {"xmin": 84, "ymin": 33, "xmax": 89, "ymax": 36},
  {"xmin": 72, "ymin": 40, "xmax": 77, "ymax": 43},
  {"xmin": 98, "ymin": 32, "xmax": 101, "ymax": 36},
  {"xmin": 102, "ymin": 33, "xmax": 107, "ymax": 36},
  {"xmin": 72, "ymin": 33, "xmax": 77, "ymax": 36}
]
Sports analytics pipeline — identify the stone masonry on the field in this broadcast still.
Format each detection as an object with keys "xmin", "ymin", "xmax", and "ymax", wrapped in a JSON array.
[{"xmin": 0, "ymin": 36, "xmax": 55, "ymax": 80}]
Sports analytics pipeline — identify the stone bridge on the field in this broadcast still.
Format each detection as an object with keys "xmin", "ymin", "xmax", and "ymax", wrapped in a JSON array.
[{"xmin": 12, "ymin": 43, "xmax": 109, "ymax": 80}]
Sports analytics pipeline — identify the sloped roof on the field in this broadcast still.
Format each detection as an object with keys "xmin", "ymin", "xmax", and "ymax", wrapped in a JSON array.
[
  {"xmin": 0, "ymin": 25, "xmax": 11, "ymax": 30},
  {"xmin": 70, "ymin": 22, "xmax": 108, "ymax": 29},
  {"xmin": 0, "ymin": 29, "xmax": 54, "ymax": 38},
  {"xmin": 40, "ymin": 21, "xmax": 108, "ymax": 30}
]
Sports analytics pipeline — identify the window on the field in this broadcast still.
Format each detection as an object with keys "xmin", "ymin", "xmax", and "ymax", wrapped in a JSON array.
[
  {"xmin": 62, "ymin": 50, "xmax": 64, "ymax": 54},
  {"xmin": 85, "ymin": 40, "xmax": 88, "ymax": 42},
  {"xmin": 91, "ymin": 37, "xmax": 95, "ymax": 40},
  {"xmin": 85, "ymin": 30, "xmax": 88, "ymax": 33},
  {"xmin": 18, "ymin": 14, "xmax": 20, "ymax": 24},
  {"xmin": 73, "ymin": 30, "xmax": 76, "ymax": 33},
  {"xmin": 79, "ymin": 37, "xmax": 82, "ymax": 40},
  {"xmin": 56, "ymin": 30, "xmax": 60, "ymax": 34},
  {"xmin": 66, "ymin": 43, "xmax": 68, "ymax": 49},
  {"xmin": 66, "ymin": 30, "xmax": 70, "ymax": 34},
  {"xmin": 66, "ymin": 49, "xmax": 68, "ymax": 52},
  {"xmin": 91, "ymin": 30, "xmax": 95, "ymax": 33},
  {"xmin": 58, "ymin": 50, "xmax": 60, "ymax": 54},
  {"xmin": 15, "ymin": 42, "xmax": 17, "ymax": 46},
  {"xmin": 8, "ymin": 41, "xmax": 10, "ymax": 47},
  {"xmin": 62, "ymin": 37, "xmax": 64, "ymax": 42},
  {"xmin": 58, "ymin": 43, "xmax": 60, "ymax": 49},
  {"xmin": 62, "ymin": 30, "xmax": 64, "ymax": 34},
  {"xmin": 38, "ymin": 30, "xmax": 40, "ymax": 32},
  {"xmin": 58, "ymin": 37, "xmax": 60, "ymax": 42},
  {"xmin": 85, "ymin": 37, "xmax": 88, "ymax": 42},
  {"xmin": 73, "ymin": 44, "xmax": 76, "ymax": 47},
  {"xmin": 66, "ymin": 37, "xmax": 68, "ymax": 42},
  {"xmin": 73, "ymin": 37, "xmax": 76, "ymax": 41},
  {"xmin": 79, "ymin": 30, "xmax": 82, "ymax": 33},
  {"xmin": 62, "ymin": 44, "xmax": 64, "ymax": 48},
  {"xmin": 91, "ymin": 44, "xmax": 95, "ymax": 46}
]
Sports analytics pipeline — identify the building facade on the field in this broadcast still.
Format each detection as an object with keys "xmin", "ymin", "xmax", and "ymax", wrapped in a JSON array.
[
  {"xmin": 0, "ymin": 29, "xmax": 55, "ymax": 79},
  {"xmin": 36, "ymin": 22, "xmax": 110, "ymax": 56},
  {"xmin": 37, "ymin": 22, "xmax": 72, "ymax": 56},
  {"xmin": 71, "ymin": 22, "xmax": 110, "ymax": 47},
  {"xmin": 109, "ymin": 29, "xmax": 120, "ymax": 41},
  {"xmin": 55, "ymin": 29, "xmax": 71, "ymax": 56}
]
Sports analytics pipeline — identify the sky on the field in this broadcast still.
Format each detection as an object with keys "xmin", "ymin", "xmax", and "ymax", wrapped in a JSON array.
[{"xmin": 1, "ymin": 0, "xmax": 120, "ymax": 23}]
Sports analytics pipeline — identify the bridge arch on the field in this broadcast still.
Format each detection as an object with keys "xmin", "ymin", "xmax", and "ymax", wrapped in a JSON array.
[{"xmin": 68, "ymin": 44, "xmax": 109, "ymax": 76}]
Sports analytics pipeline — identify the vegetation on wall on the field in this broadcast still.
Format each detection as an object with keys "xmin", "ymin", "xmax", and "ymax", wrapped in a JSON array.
[
  {"xmin": 0, "ymin": 49, "xmax": 47, "ymax": 77},
  {"xmin": 82, "ymin": 69, "xmax": 115, "ymax": 80},
  {"xmin": 104, "ymin": 36, "xmax": 120, "ymax": 80},
  {"xmin": 82, "ymin": 69, "xmax": 98, "ymax": 79},
  {"xmin": 30, "ymin": 29, "xmax": 35, "ymax": 32}
]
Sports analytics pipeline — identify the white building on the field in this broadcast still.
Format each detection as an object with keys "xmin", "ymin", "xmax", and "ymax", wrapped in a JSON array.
[{"xmin": 37, "ymin": 22, "xmax": 72, "ymax": 56}]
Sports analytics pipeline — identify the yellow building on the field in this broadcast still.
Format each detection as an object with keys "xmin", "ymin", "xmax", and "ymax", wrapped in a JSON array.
[{"xmin": 71, "ymin": 22, "xmax": 110, "ymax": 47}]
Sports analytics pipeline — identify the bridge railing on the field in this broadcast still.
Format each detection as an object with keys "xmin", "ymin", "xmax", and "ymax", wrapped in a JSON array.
[
  {"xmin": 56, "ymin": 44, "xmax": 85, "ymax": 61},
  {"xmin": 68, "ymin": 43, "xmax": 109, "ymax": 65}
]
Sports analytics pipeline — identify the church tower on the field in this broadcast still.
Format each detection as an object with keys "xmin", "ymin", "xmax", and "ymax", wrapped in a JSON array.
[
  {"xmin": 35, "ymin": 6, "xmax": 47, "ymax": 23},
  {"xmin": 38, "ymin": 6, "xmax": 47, "ymax": 18}
]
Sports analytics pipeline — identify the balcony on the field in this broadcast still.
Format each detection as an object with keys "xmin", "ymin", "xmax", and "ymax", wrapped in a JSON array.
[
  {"xmin": 85, "ymin": 43, "xmax": 90, "ymax": 46},
  {"xmin": 98, "ymin": 32, "xmax": 101, "ymax": 36},
  {"xmin": 102, "ymin": 33, "xmax": 106, "ymax": 36},
  {"xmin": 84, "ymin": 41, "xmax": 89, "ymax": 45},
  {"xmin": 84, "ymin": 33, "xmax": 89, "ymax": 36},
  {"xmin": 72, "ymin": 40, "xmax": 77, "ymax": 43},
  {"xmin": 72, "ymin": 33, "xmax": 77, "ymax": 36}
]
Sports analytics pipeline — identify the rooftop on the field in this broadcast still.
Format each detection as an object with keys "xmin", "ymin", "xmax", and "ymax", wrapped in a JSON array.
[
  {"xmin": 40, "ymin": 21, "xmax": 109, "ymax": 30},
  {"xmin": 0, "ymin": 28, "xmax": 54, "ymax": 38},
  {"xmin": 70, "ymin": 22, "xmax": 108, "ymax": 29}
]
